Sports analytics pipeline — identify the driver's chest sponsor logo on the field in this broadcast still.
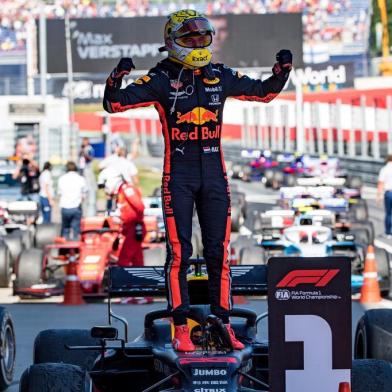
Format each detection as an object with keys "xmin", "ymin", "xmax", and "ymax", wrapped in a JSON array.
[
  {"xmin": 176, "ymin": 107, "xmax": 218, "ymax": 125},
  {"xmin": 171, "ymin": 126, "xmax": 221, "ymax": 141}
]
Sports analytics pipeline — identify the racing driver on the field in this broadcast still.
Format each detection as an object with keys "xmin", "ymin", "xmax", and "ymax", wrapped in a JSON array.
[{"xmin": 103, "ymin": 9, "xmax": 292, "ymax": 352}]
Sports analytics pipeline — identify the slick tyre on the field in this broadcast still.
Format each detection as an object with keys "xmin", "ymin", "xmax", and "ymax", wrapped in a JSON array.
[
  {"xmin": 0, "ymin": 243, "xmax": 10, "ymax": 288},
  {"xmin": 354, "ymin": 309, "xmax": 392, "ymax": 362},
  {"xmin": 34, "ymin": 223, "xmax": 60, "ymax": 248},
  {"xmin": 19, "ymin": 363, "xmax": 91, "ymax": 392},
  {"xmin": 231, "ymin": 205, "xmax": 244, "ymax": 232},
  {"xmin": 2, "ymin": 232, "xmax": 24, "ymax": 267},
  {"xmin": 14, "ymin": 249, "xmax": 43, "ymax": 294},
  {"xmin": 352, "ymin": 359, "xmax": 392, "ymax": 392},
  {"xmin": 0, "ymin": 307, "xmax": 15, "ymax": 391},
  {"xmin": 34, "ymin": 329, "xmax": 100, "ymax": 370}
]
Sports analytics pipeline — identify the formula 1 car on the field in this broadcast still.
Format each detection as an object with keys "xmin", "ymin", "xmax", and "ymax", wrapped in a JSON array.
[
  {"xmin": 19, "ymin": 260, "xmax": 392, "ymax": 392},
  {"xmin": 241, "ymin": 217, "xmax": 390, "ymax": 296},
  {"xmin": 13, "ymin": 215, "xmax": 167, "ymax": 299}
]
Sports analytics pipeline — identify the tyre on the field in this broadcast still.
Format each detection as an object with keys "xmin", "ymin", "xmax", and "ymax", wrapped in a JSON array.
[
  {"xmin": 272, "ymin": 171, "xmax": 284, "ymax": 190},
  {"xmin": 239, "ymin": 246, "xmax": 266, "ymax": 265},
  {"xmin": 284, "ymin": 174, "xmax": 296, "ymax": 187},
  {"xmin": 354, "ymin": 309, "xmax": 392, "ymax": 362},
  {"xmin": 232, "ymin": 191, "xmax": 247, "ymax": 218},
  {"xmin": 34, "ymin": 329, "xmax": 100, "ymax": 370},
  {"xmin": 351, "ymin": 221, "xmax": 374, "ymax": 244},
  {"xmin": 231, "ymin": 205, "xmax": 244, "ymax": 232},
  {"xmin": 14, "ymin": 248, "xmax": 43, "ymax": 293},
  {"xmin": 347, "ymin": 175, "xmax": 363, "ymax": 189},
  {"xmin": 350, "ymin": 228, "xmax": 370, "ymax": 246},
  {"xmin": 352, "ymin": 359, "xmax": 392, "ymax": 392},
  {"xmin": 143, "ymin": 247, "xmax": 166, "ymax": 266},
  {"xmin": 20, "ymin": 363, "xmax": 91, "ymax": 392},
  {"xmin": 231, "ymin": 164, "xmax": 242, "ymax": 179},
  {"xmin": 0, "ymin": 243, "xmax": 10, "ymax": 288},
  {"xmin": 264, "ymin": 169, "xmax": 274, "ymax": 187},
  {"xmin": 0, "ymin": 307, "xmax": 15, "ymax": 391},
  {"xmin": 374, "ymin": 247, "xmax": 391, "ymax": 297},
  {"xmin": 34, "ymin": 223, "xmax": 60, "ymax": 248},
  {"xmin": 2, "ymin": 232, "xmax": 24, "ymax": 266},
  {"xmin": 350, "ymin": 204, "xmax": 368, "ymax": 222}
]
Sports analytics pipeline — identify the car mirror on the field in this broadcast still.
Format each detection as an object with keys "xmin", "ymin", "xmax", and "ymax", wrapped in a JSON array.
[{"xmin": 91, "ymin": 326, "xmax": 118, "ymax": 340}]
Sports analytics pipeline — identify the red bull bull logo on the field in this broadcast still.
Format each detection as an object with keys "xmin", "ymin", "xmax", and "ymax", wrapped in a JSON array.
[{"xmin": 176, "ymin": 107, "xmax": 218, "ymax": 125}]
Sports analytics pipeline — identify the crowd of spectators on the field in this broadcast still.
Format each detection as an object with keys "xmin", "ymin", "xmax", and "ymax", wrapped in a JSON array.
[{"xmin": 0, "ymin": 0, "xmax": 370, "ymax": 59}]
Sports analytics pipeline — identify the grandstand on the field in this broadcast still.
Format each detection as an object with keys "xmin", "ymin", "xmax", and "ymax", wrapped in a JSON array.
[{"xmin": 0, "ymin": 1, "xmax": 371, "ymax": 60}]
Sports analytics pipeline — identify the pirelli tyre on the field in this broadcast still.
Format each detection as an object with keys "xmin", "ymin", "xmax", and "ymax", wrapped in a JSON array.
[
  {"xmin": 239, "ymin": 246, "xmax": 266, "ymax": 265},
  {"xmin": 231, "ymin": 205, "xmax": 244, "ymax": 232},
  {"xmin": 374, "ymin": 247, "xmax": 391, "ymax": 297},
  {"xmin": 264, "ymin": 168, "xmax": 274, "ymax": 187},
  {"xmin": 34, "ymin": 329, "xmax": 100, "ymax": 370},
  {"xmin": 231, "ymin": 163, "xmax": 242, "ymax": 179},
  {"xmin": 272, "ymin": 171, "xmax": 284, "ymax": 190},
  {"xmin": 350, "ymin": 203, "xmax": 369, "ymax": 222},
  {"xmin": 34, "ymin": 223, "xmax": 60, "ymax": 249},
  {"xmin": 347, "ymin": 175, "xmax": 363, "ymax": 189},
  {"xmin": 351, "ymin": 221, "xmax": 374, "ymax": 244},
  {"xmin": 13, "ymin": 248, "xmax": 43, "ymax": 295},
  {"xmin": 0, "ymin": 242, "xmax": 11, "ymax": 288},
  {"xmin": 0, "ymin": 307, "xmax": 15, "ymax": 391},
  {"xmin": 2, "ymin": 232, "xmax": 24, "ymax": 267},
  {"xmin": 350, "ymin": 228, "xmax": 370, "ymax": 246},
  {"xmin": 354, "ymin": 309, "xmax": 392, "ymax": 362},
  {"xmin": 19, "ymin": 363, "xmax": 91, "ymax": 392},
  {"xmin": 352, "ymin": 359, "xmax": 392, "ymax": 392},
  {"xmin": 284, "ymin": 174, "xmax": 297, "ymax": 187}
]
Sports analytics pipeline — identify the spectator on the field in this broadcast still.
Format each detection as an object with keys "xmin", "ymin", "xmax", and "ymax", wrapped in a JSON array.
[
  {"xmin": 98, "ymin": 144, "xmax": 139, "ymax": 213},
  {"xmin": 78, "ymin": 137, "xmax": 95, "ymax": 175},
  {"xmin": 58, "ymin": 161, "xmax": 87, "ymax": 240},
  {"xmin": 378, "ymin": 155, "xmax": 392, "ymax": 239},
  {"xmin": 38, "ymin": 161, "xmax": 54, "ymax": 223},
  {"xmin": 13, "ymin": 154, "xmax": 40, "ymax": 202},
  {"xmin": 79, "ymin": 137, "xmax": 96, "ymax": 216}
]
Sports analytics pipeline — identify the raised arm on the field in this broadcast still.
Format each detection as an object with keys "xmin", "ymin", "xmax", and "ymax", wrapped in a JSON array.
[
  {"xmin": 224, "ymin": 49, "xmax": 293, "ymax": 103},
  {"xmin": 103, "ymin": 58, "xmax": 162, "ymax": 113}
]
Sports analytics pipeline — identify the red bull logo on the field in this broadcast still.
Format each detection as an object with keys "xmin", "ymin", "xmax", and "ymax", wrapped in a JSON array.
[
  {"xmin": 171, "ymin": 126, "xmax": 221, "ymax": 141},
  {"xmin": 176, "ymin": 107, "xmax": 218, "ymax": 125}
]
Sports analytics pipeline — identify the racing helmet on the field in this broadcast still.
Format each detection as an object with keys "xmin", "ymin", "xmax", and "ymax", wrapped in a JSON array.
[{"xmin": 163, "ymin": 9, "xmax": 215, "ymax": 69}]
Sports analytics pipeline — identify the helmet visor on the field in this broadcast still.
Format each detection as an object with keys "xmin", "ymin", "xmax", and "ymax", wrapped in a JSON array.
[
  {"xmin": 174, "ymin": 17, "xmax": 215, "ymax": 39},
  {"xmin": 175, "ymin": 33, "xmax": 212, "ymax": 48}
]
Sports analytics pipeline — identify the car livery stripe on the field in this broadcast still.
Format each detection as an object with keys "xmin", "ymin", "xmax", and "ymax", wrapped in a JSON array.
[
  {"xmin": 166, "ymin": 216, "xmax": 182, "ymax": 309},
  {"xmin": 220, "ymin": 211, "xmax": 232, "ymax": 310}
]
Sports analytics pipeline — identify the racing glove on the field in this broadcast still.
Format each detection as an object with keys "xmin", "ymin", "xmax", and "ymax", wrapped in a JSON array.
[
  {"xmin": 272, "ymin": 49, "xmax": 293, "ymax": 80},
  {"xmin": 107, "ymin": 57, "xmax": 135, "ymax": 88}
]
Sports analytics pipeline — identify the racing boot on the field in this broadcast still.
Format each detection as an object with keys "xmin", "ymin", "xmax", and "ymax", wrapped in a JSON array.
[
  {"xmin": 173, "ymin": 325, "xmax": 196, "ymax": 352},
  {"xmin": 225, "ymin": 324, "xmax": 245, "ymax": 350}
]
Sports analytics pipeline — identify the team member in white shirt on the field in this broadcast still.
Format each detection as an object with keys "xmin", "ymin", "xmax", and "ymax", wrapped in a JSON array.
[
  {"xmin": 39, "ymin": 162, "xmax": 54, "ymax": 223},
  {"xmin": 377, "ymin": 155, "xmax": 392, "ymax": 238},
  {"xmin": 98, "ymin": 147, "xmax": 139, "ymax": 212},
  {"xmin": 58, "ymin": 161, "xmax": 87, "ymax": 240}
]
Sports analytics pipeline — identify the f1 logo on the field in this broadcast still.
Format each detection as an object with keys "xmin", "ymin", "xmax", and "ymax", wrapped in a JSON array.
[
  {"xmin": 285, "ymin": 315, "xmax": 350, "ymax": 392},
  {"xmin": 277, "ymin": 269, "xmax": 339, "ymax": 288}
]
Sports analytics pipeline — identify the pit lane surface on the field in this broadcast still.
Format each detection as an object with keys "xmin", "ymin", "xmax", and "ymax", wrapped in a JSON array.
[{"xmin": 2, "ymin": 177, "xmax": 392, "ymax": 391}]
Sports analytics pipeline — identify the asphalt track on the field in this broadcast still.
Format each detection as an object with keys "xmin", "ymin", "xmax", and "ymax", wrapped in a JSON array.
[{"xmin": 3, "ymin": 174, "xmax": 392, "ymax": 391}]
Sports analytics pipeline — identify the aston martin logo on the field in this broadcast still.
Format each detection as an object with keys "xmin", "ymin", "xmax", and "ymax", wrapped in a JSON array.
[{"xmin": 231, "ymin": 266, "xmax": 254, "ymax": 277}]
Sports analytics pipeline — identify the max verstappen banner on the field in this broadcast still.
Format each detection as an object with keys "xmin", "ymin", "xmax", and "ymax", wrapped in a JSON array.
[
  {"xmin": 268, "ymin": 257, "xmax": 351, "ymax": 392},
  {"xmin": 41, "ymin": 14, "xmax": 303, "ymax": 74}
]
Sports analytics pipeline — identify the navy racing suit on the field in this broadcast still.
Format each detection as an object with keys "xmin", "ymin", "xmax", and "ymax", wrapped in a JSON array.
[{"xmin": 104, "ymin": 58, "xmax": 290, "ymax": 324}]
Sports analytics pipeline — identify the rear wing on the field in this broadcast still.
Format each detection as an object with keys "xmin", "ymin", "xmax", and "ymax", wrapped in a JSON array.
[{"xmin": 108, "ymin": 264, "xmax": 268, "ymax": 298}]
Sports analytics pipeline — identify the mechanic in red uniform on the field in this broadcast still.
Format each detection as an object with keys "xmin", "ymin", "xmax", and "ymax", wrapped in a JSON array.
[
  {"xmin": 116, "ymin": 182, "xmax": 145, "ymax": 267},
  {"xmin": 103, "ymin": 9, "xmax": 292, "ymax": 352}
]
